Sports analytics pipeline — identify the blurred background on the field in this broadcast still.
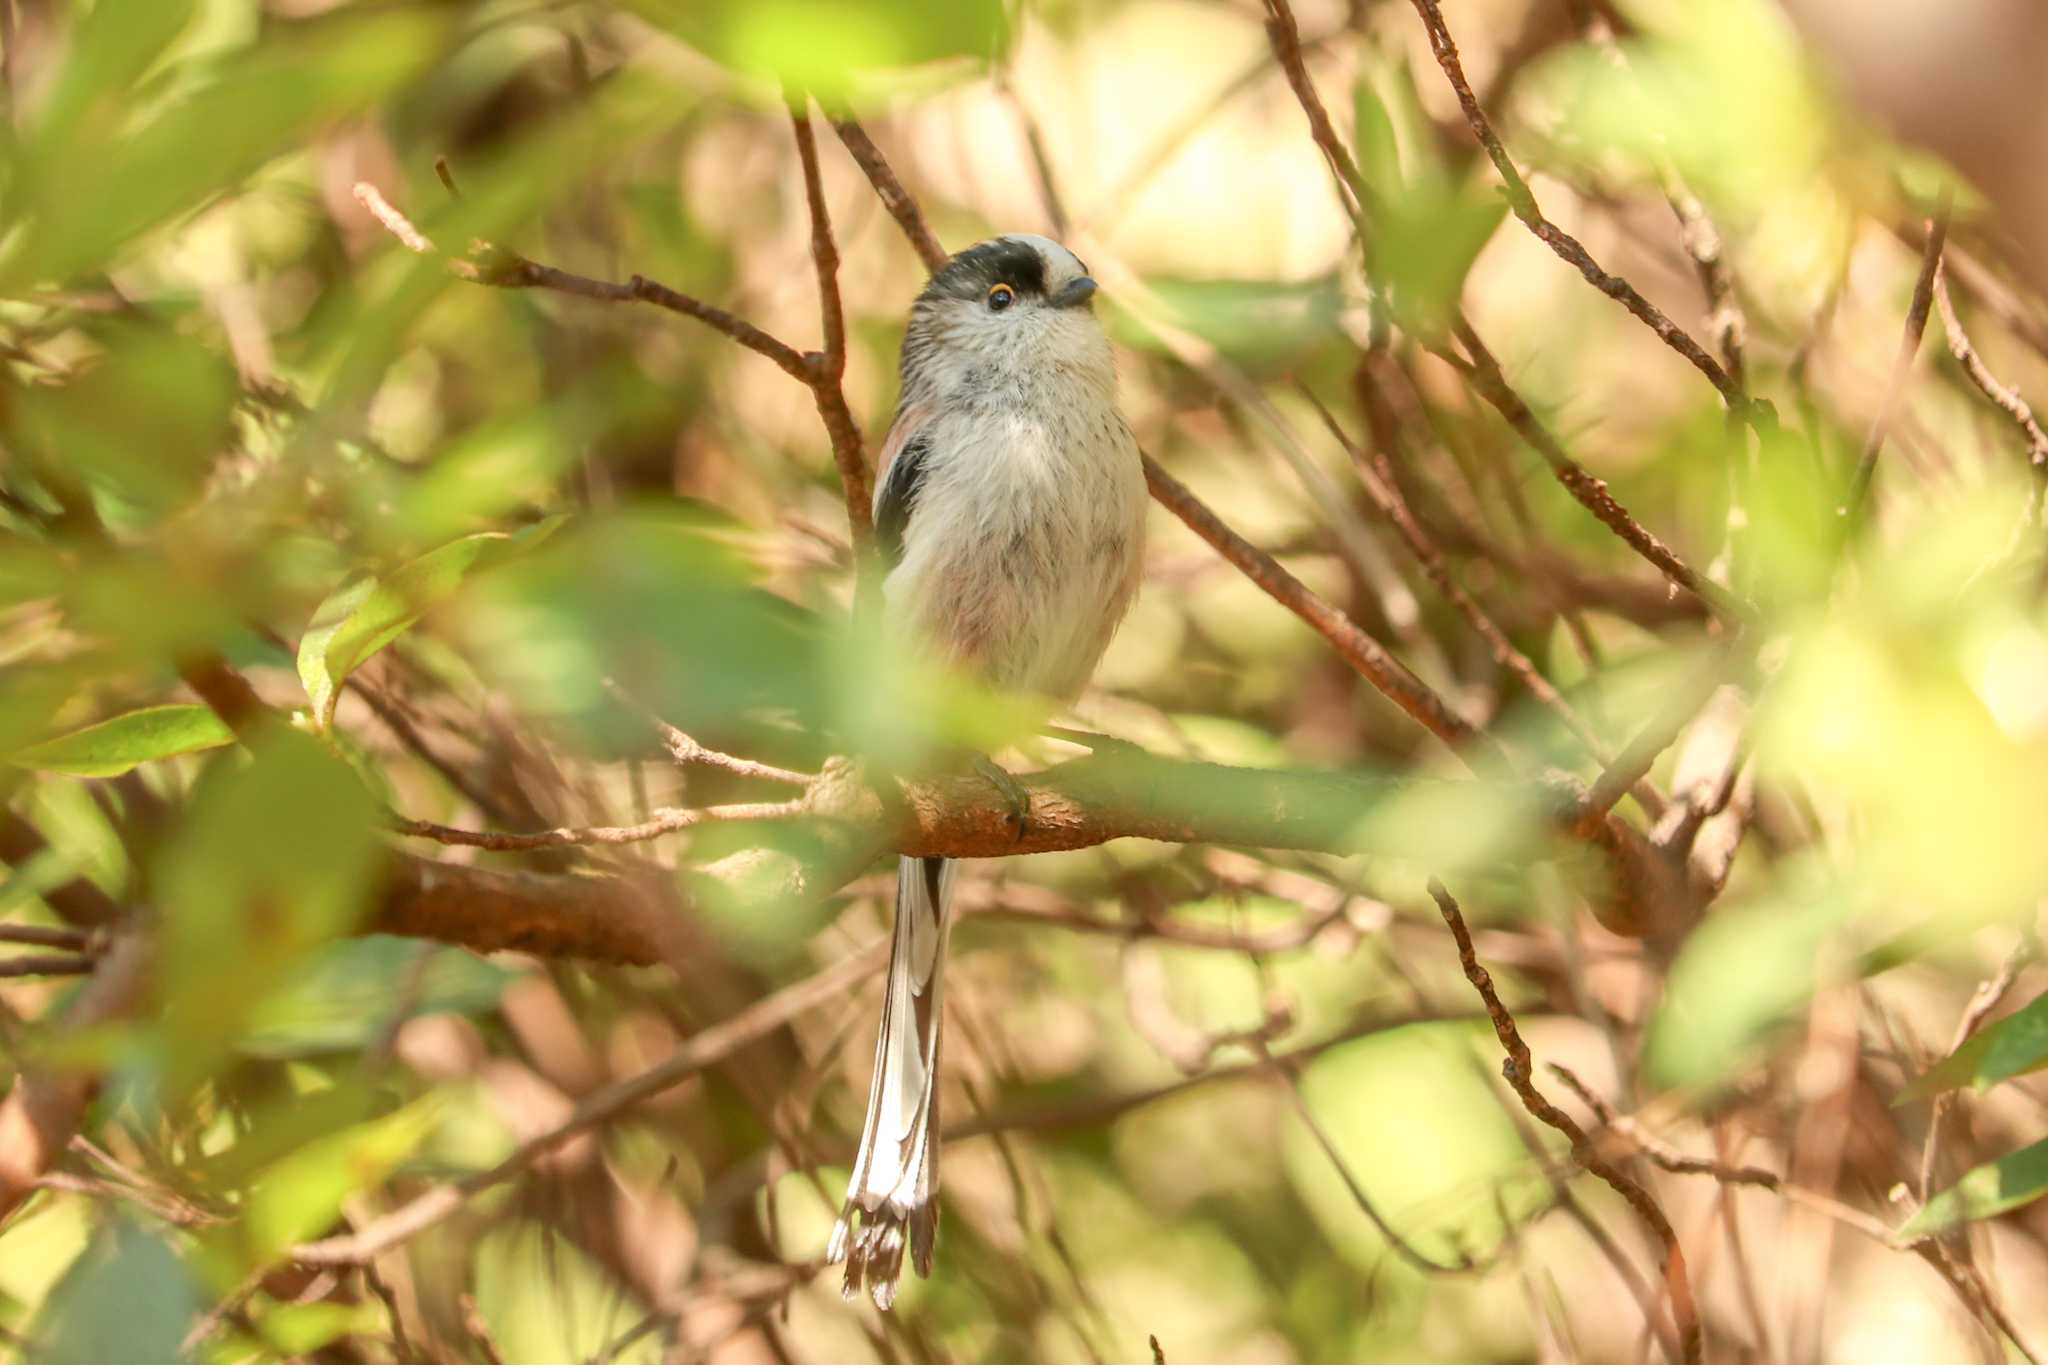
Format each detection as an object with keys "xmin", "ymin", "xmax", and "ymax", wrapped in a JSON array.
[{"xmin": 5, "ymin": 0, "xmax": 2048, "ymax": 1360}]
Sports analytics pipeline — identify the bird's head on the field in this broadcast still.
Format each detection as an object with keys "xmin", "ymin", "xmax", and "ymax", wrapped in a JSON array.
[{"xmin": 900, "ymin": 234, "xmax": 1110, "ymax": 394}]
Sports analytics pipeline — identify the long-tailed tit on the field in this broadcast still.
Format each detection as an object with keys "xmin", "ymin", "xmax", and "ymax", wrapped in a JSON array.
[{"xmin": 826, "ymin": 234, "xmax": 1146, "ymax": 1308}]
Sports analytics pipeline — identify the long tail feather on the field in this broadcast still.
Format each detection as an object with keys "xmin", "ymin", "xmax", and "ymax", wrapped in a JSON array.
[{"xmin": 828, "ymin": 856, "xmax": 956, "ymax": 1309}]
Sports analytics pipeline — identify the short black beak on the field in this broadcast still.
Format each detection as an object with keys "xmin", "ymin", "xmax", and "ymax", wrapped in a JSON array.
[{"xmin": 1055, "ymin": 276, "xmax": 1098, "ymax": 309}]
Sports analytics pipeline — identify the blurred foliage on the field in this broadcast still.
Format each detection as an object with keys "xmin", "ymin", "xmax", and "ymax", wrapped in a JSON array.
[{"xmin": 2, "ymin": 0, "xmax": 2048, "ymax": 1362}]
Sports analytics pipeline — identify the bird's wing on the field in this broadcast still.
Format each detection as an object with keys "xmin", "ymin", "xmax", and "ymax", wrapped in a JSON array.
[{"xmin": 873, "ymin": 401, "xmax": 935, "ymax": 568}]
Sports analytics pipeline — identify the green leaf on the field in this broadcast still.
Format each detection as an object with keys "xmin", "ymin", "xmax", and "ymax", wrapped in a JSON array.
[
  {"xmin": 1900, "ymin": 991, "xmax": 2048, "ymax": 1102},
  {"xmin": 239, "ymin": 936, "xmax": 516, "ymax": 1059},
  {"xmin": 34, "ymin": 1220, "xmax": 200, "ymax": 1365},
  {"xmin": 627, "ymin": 0, "xmax": 1009, "ymax": 105},
  {"xmin": 233, "ymin": 1098, "xmax": 440, "ymax": 1266},
  {"xmin": 1282, "ymin": 1023, "xmax": 1552, "ymax": 1271},
  {"xmin": 1, "ymin": 7, "xmax": 452, "ymax": 289},
  {"xmin": 1895, "ymin": 1137, "xmax": 2048, "ymax": 1242},
  {"xmin": 1115, "ymin": 276, "xmax": 1343, "ymax": 377},
  {"xmin": 298, "ymin": 516, "xmax": 565, "ymax": 728},
  {"xmin": 1645, "ymin": 861, "xmax": 1850, "ymax": 1091},
  {"xmin": 154, "ymin": 725, "xmax": 383, "ymax": 1098},
  {"xmin": 1351, "ymin": 76, "xmax": 1401, "ymax": 205},
  {"xmin": 9, "ymin": 319, "xmax": 240, "ymax": 519},
  {"xmin": 7, "ymin": 704, "xmax": 235, "ymax": 777}
]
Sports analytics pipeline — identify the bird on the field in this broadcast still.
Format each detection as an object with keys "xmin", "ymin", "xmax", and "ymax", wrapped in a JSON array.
[{"xmin": 825, "ymin": 234, "xmax": 1147, "ymax": 1309}]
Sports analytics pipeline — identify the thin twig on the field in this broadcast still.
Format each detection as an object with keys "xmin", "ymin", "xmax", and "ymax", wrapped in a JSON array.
[
  {"xmin": 1142, "ymin": 453, "xmax": 1495, "ymax": 765},
  {"xmin": 1261, "ymin": 0, "xmax": 1363, "ymax": 216},
  {"xmin": 292, "ymin": 942, "xmax": 884, "ymax": 1266},
  {"xmin": 1934, "ymin": 266, "xmax": 2048, "ymax": 478},
  {"xmin": 828, "ymin": 117, "xmax": 949, "ymax": 273},
  {"xmin": 1846, "ymin": 197, "xmax": 1951, "ymax": 520},
  {"xmin": 601, "ymin": 679, "xmax": 813, "ymax": 786},
  {"xmin": 1572, "ymin": 647, "xmax": 1738, "ymax": 836},
  {"xmin": 1404, "ymin": 0, "xmax": 1744, "ymax": 418},
  {"xmin": 388, "ymin": 798, "xmax": 806, "ymax": 851},
  {"xmin": 996, "ymin": 67, "xmax": 1070, "ymax": 239},
  {"xmin": 350, "ymin": 182, "xmax": 810, "ymax": 381},
  {"xmin": 1307, "ymin": 375, "xmax": 1624, "ymax": 769},
  {"xmin": 1447, "ymin": 321, "xmax": 1746, "ymax": 622},
  {"xmin": 1572, "ymin": 7, "xmax": 1747, "ymax": 391},
  {"xmin": 1429, "ymin": 881, "xmax": 1701, "ymax": 1363},
  {"xmin": 0, "ymin": 953, "xmax": 95, "ymax": 978},
  {"xmin": 1918, "ymin": 939, "xmax": 2031, "ymax": 1204},
  {"xmin": 788, "ymin": 100, "xmax": 873, "ymax": 550},
  {"xmin": 1272, "ymin": 1046, "xmax": 1494, "ymax": 1275},
  {"xmin": 0, "ymin": 923, "xmax": 91, "ymax": 952}
]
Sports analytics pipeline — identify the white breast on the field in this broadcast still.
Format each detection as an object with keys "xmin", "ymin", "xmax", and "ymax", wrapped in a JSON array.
[{"xmin": 884, "ymin": 389, "xmax": 1144, "ymax": 700}]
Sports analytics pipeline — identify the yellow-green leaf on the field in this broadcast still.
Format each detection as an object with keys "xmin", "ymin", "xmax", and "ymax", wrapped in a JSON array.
[
  {"xmin": 298, "ymin": 516, "xmax": 565, "ymax": 728},
  {"xmin": 8, "ymin": 704, "xmax": 235, "ymax": 777},
  {"xmin": 1899, "ymin": 991, "xmax": 2048, "ymax": 1102},
  {"xmin": 1895, "ymin": 1137, "xmax": 2048, "ymax": 1242}
]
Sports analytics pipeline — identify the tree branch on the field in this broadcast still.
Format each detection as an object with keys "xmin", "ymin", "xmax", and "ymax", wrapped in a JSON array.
[
  {"xmin": 1429, "ymin": 881, "xmax": 1701, "ymax": 1363},
  {"xmin": 350, "ymin": 181, "xmax": 809, "ymax": 380},
  {"xmin": 789, "ymin": 101, "xmax": 874, "ymax": 552},
  {"xmin": 1446, "ymin": 320, "xmax": 1748, "ymax": 623},
  {"xmin": 1846, "ymin": 196, "xmax": 1951, "ymax": 520},
  {"xmin": 0, "ymin": 931, "xmax": 152, "ymax": 1221},
  {"xmin": 1933, "ymin": 265, "xmax": 2048, "ymax": 480},
  {"xmin": 828, "ymin": 118, "xmax": 949, "ymax": 273},
  {"xmin": 1404, "ymin": 0, "xmax": 1745, "ymax": 419},
  {"xmin": 291, "ymin": 941, "xmax": 886, "ymax": 1266}
]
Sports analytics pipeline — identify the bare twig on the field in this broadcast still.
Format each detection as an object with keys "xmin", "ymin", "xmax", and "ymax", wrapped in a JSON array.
[
  {"xmin": 0, "ymin": 923, "xmax": 90, "ymax": 952},
  {"xmin": 0, "ymin": 932, "xmax": 152, "ymax": 1220},
  {"xmin": 1428, "ymin": 881, "xmax": 1700, "ymax": 1363},
  {"xmin": 1846, "ymin": 198, "xmax": 1951, "ymax": 520},
  {"xmin": 1260, "ymin": 0, "xmax": 1363, "ymax": 216},
  {"xmin": 1142, "ymin": 453, "xmax": 1494, "ymax": 763},
  {"xmin": 1446, "ymin": 321, "xmax": 1746, "ymax": 622},
  {"xmin": 292, "ymin": 942, "xmax": 885, "ymax": 1266},
  {"xmin": 1934, "ymin": 267, "xmax": 2048, "ymax": 478},
  {"xmin": 350, "ymin": 182, "xmax": 811, "ymax": 381},
  {"xmin": 0, "ymin": 814, "xmax": 121, "ymax": 929},
  {"xmin": 388, "ymin": 798, "xmax": 806, "ymax": 850},
  {"xmin": 602, "ymin": 679, "xmax": 813, "ymax": 786},
  {"xmin": 788, "ymin": 102, "xmax": 874, "ymax": 551},
  {"xmin": 1273, "ymin": 1047, "xmax": 1493, "ymax": 1275},
  {"xmin": 460, "ymin": 1294, "xmax": 510, "ymax": 1365},
  {"xmin": 1404, "ymin": 0, "xmax": 1745, "ymax": 417},
  {"xmin": 828, "ymin": 117, "xmax": 949, "ymax": 273},
  {"xmin": 1572, "ymin": 647, "xmax": 1738, "ymax": 837},
  {"xmin": 996, "ymin": 67, "xmax": 1070, "ymax": 239},
  {"xmin": 1918, "ymin": 939, "xmax": 2031, "ymax": 1204},
  {"xmin": 1571, "ymin": 7, "xmax": 1747, "ymax": 391},
  {"xmin": 0, "ymin": 953, "xmax": 94, "ymax": 978},
  {"xmin": 1308, "ymin": 375, "xmax": 1626, "ymax": 770}
]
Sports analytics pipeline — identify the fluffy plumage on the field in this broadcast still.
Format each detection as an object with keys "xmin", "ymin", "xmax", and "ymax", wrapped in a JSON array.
[{"xmin": 828, "ymin": 234, "xmax": 1146, "ymax": 1308}]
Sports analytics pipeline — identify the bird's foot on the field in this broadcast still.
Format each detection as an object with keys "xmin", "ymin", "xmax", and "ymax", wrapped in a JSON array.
[{"xmin": 973, "ymin": 754, "xmax": 1032, "ymax": 844}]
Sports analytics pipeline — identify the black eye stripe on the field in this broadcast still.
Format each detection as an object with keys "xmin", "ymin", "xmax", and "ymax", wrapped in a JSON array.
[{"xmin": 919, "ymin": 238, "xmax": 1050, "ymax": 306}]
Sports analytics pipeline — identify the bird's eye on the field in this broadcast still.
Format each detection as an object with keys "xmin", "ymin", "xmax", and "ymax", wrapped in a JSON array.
[{"xmin": 987, "ymin": 283, "xmax": 1015, "ymax": 312}]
